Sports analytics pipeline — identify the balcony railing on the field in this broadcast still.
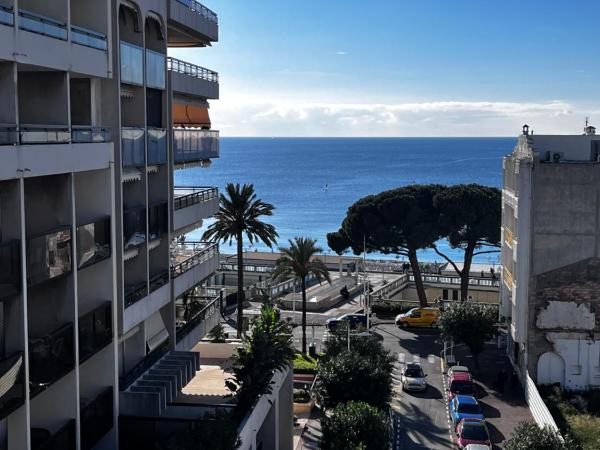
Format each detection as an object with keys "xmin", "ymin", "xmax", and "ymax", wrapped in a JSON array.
[
  {"xmin": 80, "ymin": 387, "xmax": 114, "ymax": 450},
  {"xmin": 78, "ymin": 302, "xmax": 112, "ymax": 364},
  {"xmin": 71, "ymin": 25, "xmax": 107, "ymax": 51},
  {"xmin": 0, "ymin": 353, "xmax": 25, "ymax": 420},
  {"xmin": 176, "ymin": 295, "xmax": 219, "ymax": 342},
  {"xmin": 0, "ymin": 240, "xmax": 21, "ymax": 301},
  {"xmin": 146, "ymin": 49, "xmax": 166, "ymax": 90},
  {"xmin": 120, "ymin": 41, "xmax": 143, "ymax": 85},
  {"xmin": 173, "ymin": 128, "xmax": 219, "ymax": 163},
  {"xmin": 27, "ymin": 226, "xmax": 72, "ymax": 287},
  {"xmin": 149, "ymin": 270, "xmax": 169, "ymax": 293},
  {"xmin": 147, "ymin": 127, "xmax": 167, "ymax": 165},
  {"xmin": 124, "ymin": 281, "xmax": 148, "ymax": 308},
  {"xmin": 18, "ymin": 9, "xmax": 67, "ymax": 40},
  {"xmin": 173, "ymin": 186, "xmax": 218, "ymax": 210},
  {"xmin": 72, "ymin": 126, "xmax": 111, "ymax": 143},
  {"xmin": 119, "ymin": 339, "xmax": 170, "ymax": 390},
  {"xmin": 0, "ymin": 126, "xmax": 17, "ymax": 145},
  {"xmin": 174, "ymin": 0, "xmax": 218, "ymax": 23},
  {"xmin": 407, "ymin": 274, "xmax": 500, "ymax": 288},
  {"xmin": 0, "ymin": 4, "xmax": 13, "ymax": 26},
  {"xmin": 121, "ymin": 127, "xmax": 145, "ymax": 167},
  {"xmin": 29, "ymin": 323, "xmax": 75, "ymax": 398},
  {"xmin": 167, "ymin": 57, "xmax": 219, "ymax": 83},
  {"xmin": 32, "ymin": 419, "xmax": 76, "ymax": 450},
  {"xmin": 20, "ymin": 126, "xmax": 70, "ymax": 145},
  {"xmin": 171, "ymin": 241, "xmax": 218, "ymax": 279}
]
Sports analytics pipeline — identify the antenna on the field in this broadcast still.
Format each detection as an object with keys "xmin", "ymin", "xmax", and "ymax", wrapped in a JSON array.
[{"xmin": 586, "ymin": 117, "xmax": 589, "ymax": 128}]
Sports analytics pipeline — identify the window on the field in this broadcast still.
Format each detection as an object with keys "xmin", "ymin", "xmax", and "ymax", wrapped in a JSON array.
[
  {"xmin": 442, "ymin": 289, "xmax": 448, "ymax": 300},
  {"xmin": 452, "ymin": 290, "xmax": 459, "ymax": 301},
  {"xmin": 77, "ymin": 218, "xmax": 110, "ymax": 269},
  {"xmin": 27, "ymin": 228, "xmax": 72, "ymax": 286}
]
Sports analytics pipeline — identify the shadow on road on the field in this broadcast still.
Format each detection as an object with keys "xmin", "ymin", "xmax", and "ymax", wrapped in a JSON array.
[{"xmin": 403, "ymin": 384, "xmax": 444, "ymax": 401}]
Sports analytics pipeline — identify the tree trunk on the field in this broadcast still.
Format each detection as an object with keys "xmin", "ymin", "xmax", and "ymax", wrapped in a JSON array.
[
  {"xmin": 408, "ymin": 249, "xmax": 428, "ymax": 307},
  {"xmin": 460, "ymin": 242, "xmax": 476, "ymax": 301},
  {"xmin": 301, "ymin": 276, "xmax": 307, "ymax": 354},
  {"xmin": 236, "ymin": 234, "xmax": 244, "ymax": 338}
]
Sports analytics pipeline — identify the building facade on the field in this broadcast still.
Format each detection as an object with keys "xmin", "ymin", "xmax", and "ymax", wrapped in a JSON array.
[
  {"xmin": 0, "ymin": 0, "xmax": 240, "ymax": 448},
  {"xmin": 501, "ymin": 125, "xmax": 600, "ymax": 391}
]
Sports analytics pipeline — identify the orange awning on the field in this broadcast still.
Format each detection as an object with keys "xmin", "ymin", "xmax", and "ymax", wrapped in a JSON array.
[{"xmin": 173, "ymin": 103, "xmax": 211, "ymax": 128}]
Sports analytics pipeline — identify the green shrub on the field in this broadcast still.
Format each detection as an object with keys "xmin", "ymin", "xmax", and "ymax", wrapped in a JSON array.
[
  {"xmin": 504, "ymin": 421, "xmax": 577, "ymax": 450},
  {"xmin": 371, "ymin": 301, "xmax": 415, "ymax": 316},
  {"xmin": 293, "ymin": 353, "xmax": 318, "ymax": 374},
  {"xmin": 207, "ymin": 324, "xmax": 227, "ymax": 343}
]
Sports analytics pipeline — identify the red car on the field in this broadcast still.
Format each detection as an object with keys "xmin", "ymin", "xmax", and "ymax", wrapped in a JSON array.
[
  {"xmin": 448, "ymin": 372, "xmax": 475, "ymax": 400},
  {"xmin": 456, "ymin": 419, "xmax": 491, "ymax": 449}
]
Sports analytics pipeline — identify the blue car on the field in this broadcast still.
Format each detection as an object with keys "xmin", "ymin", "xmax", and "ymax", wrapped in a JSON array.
[{"xmin": 449, "ymin": 395, "xmax": 484, "ymax": 428}]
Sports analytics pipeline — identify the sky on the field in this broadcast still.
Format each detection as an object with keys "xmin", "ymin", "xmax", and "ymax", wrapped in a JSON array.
[{"xmin": 171, "ymin": 0, "xmax": 600, "ymax": 137}]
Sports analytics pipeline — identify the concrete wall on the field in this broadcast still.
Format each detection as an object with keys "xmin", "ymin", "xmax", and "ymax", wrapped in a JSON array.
[
  {"xmin": 170, "ymin": 70, "xmax": 219, "ymax": 100},
  {"xmin": 168, "ymin": 0, "xmax": 218, "ymax": 42},
  {"xmin": 172, "ymin": 251, "xmax": 219, "ymax": 298},
  {"xmin": 173, "ymin": 195, "xmax": 218, "ymax": 232}
]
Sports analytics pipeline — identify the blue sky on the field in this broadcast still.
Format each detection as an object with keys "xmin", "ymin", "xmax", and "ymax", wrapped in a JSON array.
[{"xmin": 171, "ymin": 0, "xmax": 600, "ymax": 136}]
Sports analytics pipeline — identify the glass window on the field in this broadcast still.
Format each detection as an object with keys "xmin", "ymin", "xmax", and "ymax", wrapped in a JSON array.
[
  {"xmin": 27, "ymin": 228, "xmax": 72, "ymax": 286},
  {"xmin": 123, "ymin": 208, "xmax": 146, "ymax": 249},
  {"xmin": 148, "ymin": 203, "xmax": 167, "ymax": 240},
  {"xmin": 77, "ymin": 218, "xmax": 110, "ymax": 269}
]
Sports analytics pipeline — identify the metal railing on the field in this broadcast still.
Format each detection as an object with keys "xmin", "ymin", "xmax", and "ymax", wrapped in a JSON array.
[
  {"xmin": 71, "ymin": 25, "xmax": 107, "ymax": 51},
  {"xmin": 29, "ymin": 323, "xmax": 75, "ymax": 398},
  {"xmin": 149, "ymin": 270, "xmax": 169, "ymax": 293},
  {"xmin": 124, "ymin": 281, "xmax": 148, "ymax": 308},
  {"xmin": 173, "ymin": 186, "xmax": 218, "ymax": 210},
  {"xmin": 219, "ymin": 262, "xmax": 274, "ymax": 273},
  {"xmin": 167, "ymin": 57, "xmax": 219, "ymax": 83},
  {"xmin": 78, "ymin": 302, "xmax": 112, "ymax": 364},
  {"xmin": 174, "ymin": 0, "xmax": 218, "ymax": 24},
  {"xmin": 18, "ymin": 9, "xmax": 67, "ymax": 40},
  {"xmin": 173, "ymin": 128, "xmax": 219, "ymax": 162},
  {"xmin": 0, "ymin": 352, "xmax": 25, "ymax": 421},
  {"xmin": 171, "ymin": 241, "xmax": 218, "ymax": 279},
  {"xmin": 176, "ymin": 295, "xmax": 220, "ymax": 342},
  {"xmin": 80, "ymin": 386, "xmax": 114, "ymax": 450},
  {"xmin": 20, "ymin": 126, "xmax": 70, "ymax": 145},
  {"xmin": 407, "ymin": 274, "xmax": 500, "ymax": 288},
  {"xmin": 72, "ymin": 126, "xmax": 111, "ymax": 143},
  {"xmin": 0, "ymin": 4, "xmax": 13, "ymax": 26}
]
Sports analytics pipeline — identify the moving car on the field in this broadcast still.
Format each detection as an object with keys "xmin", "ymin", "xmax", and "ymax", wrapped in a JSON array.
[
  {"xmin": 401, "ymin": 363, "xmax": 427, "ymax": 392},
  {"xmin": 448, "ymin": 372, "xmax": 475, "ymax": 400},
  {"xmin": 449, "ymin": 395, "xmax": 484, "ymax": 428},
  {"xmin": 395, "ymin": 307, "xmax": 440, "ymax": 328},
  {"xmin": 325, "ymin": 313, "xmax": 367, "ymax": 331},
  {"xmin": 456, "ymin": 419, "xmax": 491, "ymax": 449}
]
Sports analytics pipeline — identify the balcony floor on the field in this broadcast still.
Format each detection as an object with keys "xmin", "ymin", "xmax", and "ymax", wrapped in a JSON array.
[{"xmin": 174, "ymin": 358, "xmax": 234, "ymax": 405}]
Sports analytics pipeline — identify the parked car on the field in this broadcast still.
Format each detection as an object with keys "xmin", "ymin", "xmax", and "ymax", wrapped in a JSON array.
[
  {"xmin": 448, "ymin": 365, "xmax": 470, "ymax": 377},
  {"xmin": 448, "ymin": 372, "xmax": 475, "ymax": 400},
  {"xmin": 325, "ymin": 313, "xmax": 367, "ymax": 331},
  {"xmin": 456, "ymin": 419, "xmax": 491, "ymax": 449},
  {"xmin": 464, "ymin": 445, "xmax": 492, "ymax": 450},
  {"xmin": 395, "ymin": 307, "xmax": 440, "ymax": 328},
  {"xmin": 401, "ymin": 363, "xmax": 428, "ymax": 392},
  {"xmin": 449, "ymin": 395, "xmax": 484, "ymax": 428}
]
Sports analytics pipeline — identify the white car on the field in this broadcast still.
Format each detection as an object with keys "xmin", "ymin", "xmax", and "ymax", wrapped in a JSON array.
[
  {"xmin": 464, "ymin": 444, "xmax": 492, "ymax": 450},
  {"xmin": 401, "ymin": 363, "xmax": 427, "ymax": 392}
]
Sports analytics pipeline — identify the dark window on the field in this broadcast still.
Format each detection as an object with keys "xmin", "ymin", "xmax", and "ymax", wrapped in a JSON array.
[
  {"xmin": 123, "ymin": 208, "xmax": 146, "ymax": 249},
  {"xmin": 452, "ymin": 290, "xmax": 459, "ymax": 301},
  {"xmin": 146, "ymin": 88, "xmax": 162, "ymax": 127},
  {"xmin": 461, "ymin": 423, "xmax": 488, "ymax": 441},
  {"xmin": 77, "ymin": 218, "xmax": 110, "ymax": 269},
  {"xmin": 442, "ymin": 289, "xmax": 448, "ymax": 300},
  {"xmin": 148, "ymin": 202, "xmax": 167, "ymax": 239},
  {"xmin": 27, "ymin": 228, "xmax": 72, "ymax": 286},
  {"xmin": 70, "ymin": 78, "xmax": 91, "ymax": 126},
  {"xmin": 458, "ymin": 403, "xmax": 481, "ymax": 414},
  {"xmin": 0, "ymin": 240, "xmax": 20, "ymax": 300}
]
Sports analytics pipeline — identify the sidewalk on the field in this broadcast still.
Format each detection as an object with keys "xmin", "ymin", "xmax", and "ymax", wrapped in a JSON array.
[
  {"xmin": 293, "ymin": 409, "xmax": 322, "ymax": 450},
  {"xmin": 445, "ymin": 341, "xmax": 533, "ymax": 449}
]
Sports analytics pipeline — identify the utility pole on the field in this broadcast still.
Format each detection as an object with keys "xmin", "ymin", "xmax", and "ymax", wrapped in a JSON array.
[{"xmin": 363, "ymin": 234, "xmax": 370, "ymax": 330}]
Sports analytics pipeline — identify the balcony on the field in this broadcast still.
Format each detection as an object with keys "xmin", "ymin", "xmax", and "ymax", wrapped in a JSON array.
[
  {"xmin": 168, "ymin": 0, "xmax": 218, "ymax": 46},
  {"xmin": 0, "ymin": 4, "xmax": 13, "ymax": 27},
  {"xmin": 168, "ymin": 57, "xmax": 219, "ymax": 99},
  {"xmin": 175, "ymin": 295, "xmax": 219, "ymax": 350},
  {"xmin": 124, "ymin": 281, "xmax": 148, "ymax": 309},
  {"xmin": 0, "ymin": 126, "xmax": 17, "ymax": 145},
  {"xmin": 71, "ymin": 126, "xmax": 111, "ymax": 144},
  {"xmin": 20, "ymin": 126, "xmax": 70, "ymax": 145},
  {"xmin": 79, "ymin": 302, "xmax": 112, "ymax": 364},
  {"xmin": 76, "ymin": 217, "xmax": 111, "ymax": 270},
  {"xmin": 0, "ymin": 353, "xmax": 25, "ymax": 420},
  {"xmin": 146, "ymin": 49, "xmax": 166, "ymax": 90},
  {"xmin": 150, "ymin": 270, "xmax": 169, "ymax": 294},
  {"xmin": 120, "ymin": 41, "xmax": 143, "ymax": 86},
  {"xmin": 71, "ymin": 25, "xmax": 108, "ymax": 51},
  {"xmin": 121, "ymin": 127, "xmax": 145, "ymax": 167},
  {"xmin": 173, "ymin": 186, "xmax": 219, "ymax": 232},
  {"xmin": 29, "ymin": 323, "xmax": 75, "ymax": 398},
  {"xmin": 171, "ymin": 242, "xmax": 219, "ymax": 298},
  {"xmin": 18, "ymin": 9, "xmax": 67, "ymax": 41},
  {"xmin": 407, "ymin": 273, "xmax": 500, "ymax": 288},
  {"xmin": 80, "ymin": 387, "xmax": 114, "ymax": 450},
  {"xmin": 31, "ymin": 419, "xmax": 76, "ymax": 450},
  {"xmin": 0, "ymin": 240, "xmax": 21, "ymax": 301},
  {"xmin": 147, "ymin": 128, "xmax": 167, "ymax": 165},
  {"xmin": 26, "ymin": 227, "xmax": 72, "ymax": 287},
  {"xmin": 173, "ymin": 129, "xmax": 219, "ymax": 164}
]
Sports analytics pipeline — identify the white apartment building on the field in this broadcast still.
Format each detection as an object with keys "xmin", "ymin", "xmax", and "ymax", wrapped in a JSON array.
[
  {"xmin": 0, "ymin": 2, "xmax": 291, "ymax": 449},
  {"xmin": 501, "ymin": 124, "xmax": 600, "ymax": 391}
]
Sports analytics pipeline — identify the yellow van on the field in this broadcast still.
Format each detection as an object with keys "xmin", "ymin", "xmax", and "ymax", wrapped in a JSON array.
[{"xmin": 395, "ymin": 307, "xmax": 440, "ymax": 328}]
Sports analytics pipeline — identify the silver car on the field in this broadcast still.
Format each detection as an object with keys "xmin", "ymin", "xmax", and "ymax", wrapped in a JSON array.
[{"xmin": 402, "ymin": 363, "xmax": 427, "ymax": 392}]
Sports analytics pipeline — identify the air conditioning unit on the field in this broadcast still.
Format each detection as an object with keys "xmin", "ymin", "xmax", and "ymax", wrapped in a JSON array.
[{"xmin": 545, "ymin": 151, "xmax": 564, "ymax": 162}]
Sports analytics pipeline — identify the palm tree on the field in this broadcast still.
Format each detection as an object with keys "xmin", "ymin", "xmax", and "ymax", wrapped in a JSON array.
[
  {"xmin": 203, "ymin": 183, "xmax": 278, "ymax": 338},
  {"xmin": 273, "ymin": 237, "xmax": 331, "ymax": 354}
]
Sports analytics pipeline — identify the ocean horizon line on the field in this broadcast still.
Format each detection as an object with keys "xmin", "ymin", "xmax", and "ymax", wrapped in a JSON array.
[{"xmin": 218, "ymin": 135, "xmax": 517, "ymax": 139}]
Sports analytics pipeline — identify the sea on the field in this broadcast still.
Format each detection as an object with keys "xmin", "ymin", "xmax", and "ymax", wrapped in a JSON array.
[{"xmin": 175, "ymin": 137, "xmax": 516, "ymax": 264}]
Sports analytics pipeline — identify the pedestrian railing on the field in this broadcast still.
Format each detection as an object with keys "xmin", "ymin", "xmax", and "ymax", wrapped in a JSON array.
[
  {"xmin": 170, "ymin": 242, "xmax": 218, "ymax": 279},
  {"xmin": 408, "ymin": 274, "xmax": 500, "ymax": 287}
]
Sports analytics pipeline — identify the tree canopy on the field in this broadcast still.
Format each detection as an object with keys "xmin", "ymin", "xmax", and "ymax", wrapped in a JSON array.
[{"xmin": 504, "ymin": 422, "xmax": 577, "ymax": 450}]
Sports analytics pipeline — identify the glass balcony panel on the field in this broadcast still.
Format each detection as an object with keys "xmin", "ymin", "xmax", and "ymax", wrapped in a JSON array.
[
  {"xmin": 0, "ymin": 240, "xmax": 21, "ymax": 300},
  {"xmin": 71, "ymin": 127, "xmax": 111, "ymax": 143},
  {"xmin": 29, "ymin": 323, "xmax": 75, "ymax": 397},
  {"xmin": 0, "ymin": 4, "xmax": 13, "ymax": 26},
  {"xmin": 173, "ymin": 186, "xmax": 218, "ymax": 210},
  {"xmin": 71, "ymin": 25, "xmax": 107, "ymax": 51},
  {"xmin": 119, "ymin": 42, "xmax": 143, "ymax": 85},
  {"xmin": 80, "ymin": 387, "xmax": 113, "ymax": 450},
  {"xmin": 148, "ymin": 202, "xmax": 168, "ymax": 240},
  {"xmin": 173, "ymin": 129, "xmax": 219, "ymax": 162},
  {"xmin": 78, "ymin": 302, "xmax": 112, "ymax": 363},
  {"xmin": 147, "ymin": 128, "xmax": 167, "ymax": 165},
  {"xmin": 26, "ymin": 227, "xmax": 72, "ymax": 286},
  {"xmin": 145, "ymin": 50, "xmax": 165, "ymax": 90},
  {"xmin": 77, "ymin": 218, "xmax": 111, "ymax": 269},
  {"xmin": 0, "ymin": 353, "xmax": 25, "ymax": 420},
  {"xmin": 149, "ymin": 270, "xmax": 169, "ymax": 293},
  {"xmin": 121, "ymin": 127, "xmax": 145, "ymax": 167},
  {"xmin": 123, "ymin": 207, "xmax": 146, "ymax": 250},
  {"xmin": 20, "ymin": 127, "xmax": 70, "ymax": 145},
  {"xmin": 0, "ymin": 126, "xmax": 17, "ymax": 145},
  {"xmin": 32, "ymin": 419, "xmax": 76, "ymax": 450},
  {"xmin": 124, "ymin": 281, "xmax": 148, "ymax": 308},
  {"xmin": 18, "ymin": 9, "xmax": 67, "ymax": 40}
]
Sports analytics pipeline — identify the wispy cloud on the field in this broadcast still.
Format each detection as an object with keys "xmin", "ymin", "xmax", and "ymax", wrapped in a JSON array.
[
  {"xmin": 210, "ymin": 98, "xmax": 592, "ymax": 137},
  {"xmin": 334, "ymin": 51, "xmax": 348, "ymax": 55}
]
